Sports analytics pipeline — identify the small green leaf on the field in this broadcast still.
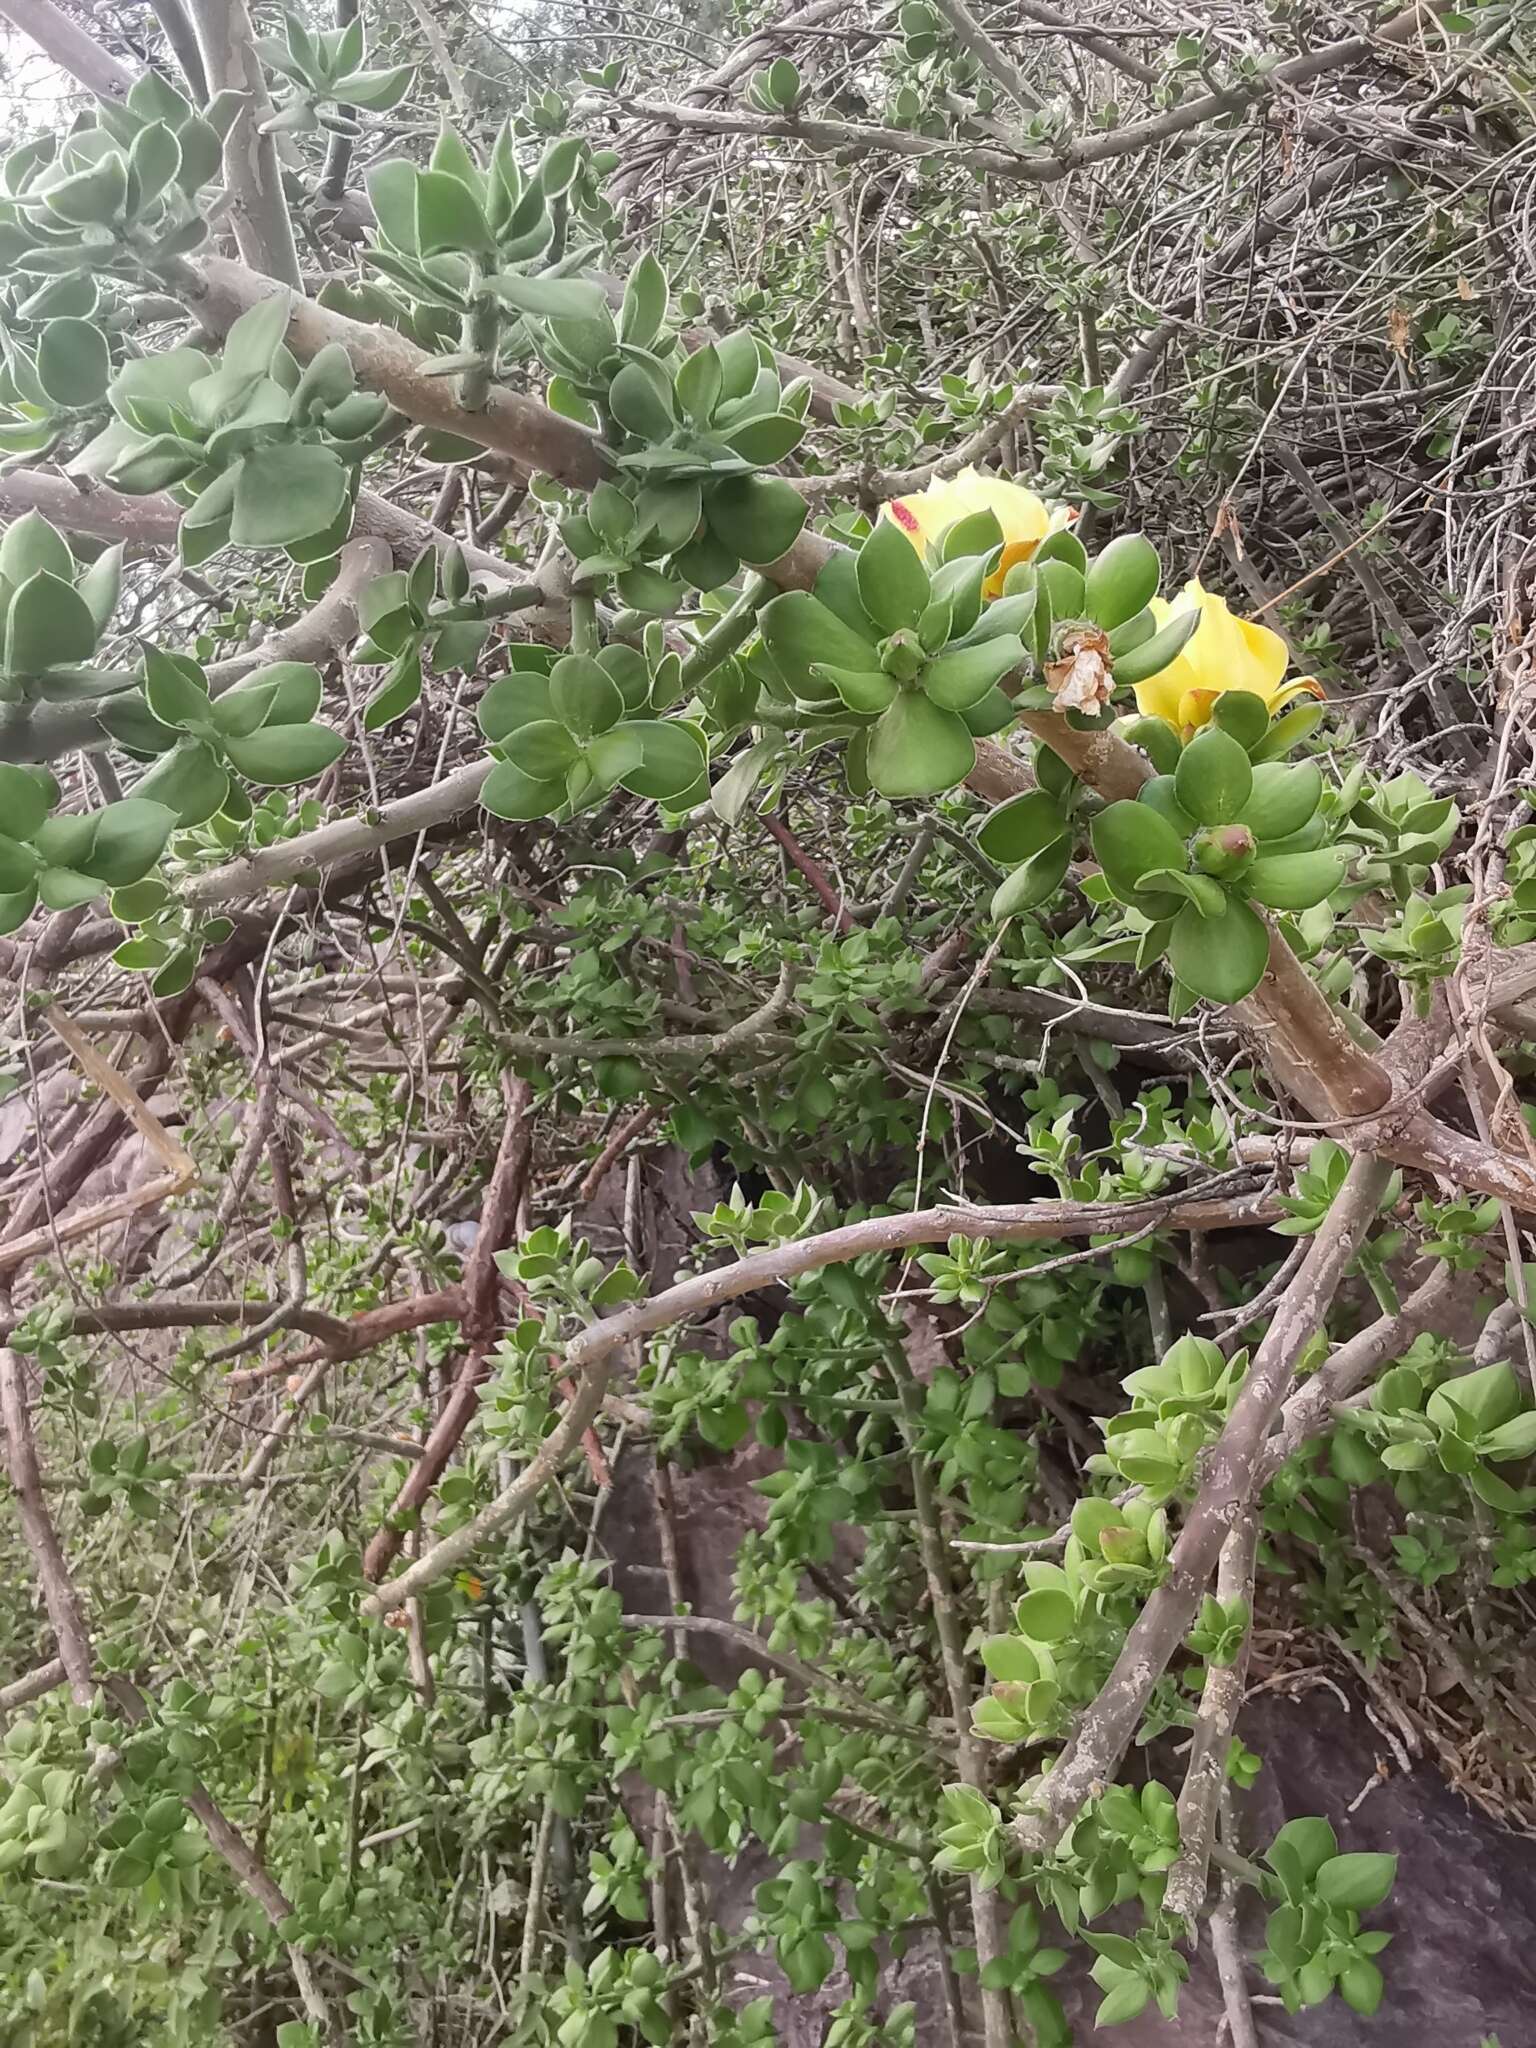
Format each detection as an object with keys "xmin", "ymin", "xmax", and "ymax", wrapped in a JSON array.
[
  {"xmin": 144, "ymin": 647, "xmax": 210, "ymax": 730},
  {"xmin": 1014, "ymin": 1588, "xmax": 1076, "ymax": 1643},
  {"xmin": 922, "ymin": 635, "xmax": 1023, "ymax": 711},
  {"xmin": 133, "ymin": 740, "xmax": 230, "ymax": 826},
  {"xmin": 414, "ymin": 167, "xmax": 497, "ymax": 257},
  {"xmin": 1315, "ymin": 1852, "xmax": 1397, "ymax": 1912},
  {"xmin": 4, "ymin": 570, "xmax": 99, "ymax": 674},
  {"xmin": 491, "ymin": 273, "xmax": 610, "ymax": 322},
  {"xmin": 0, "ymin": 511, "xmax": 73, "ymax": 586},
  {"xmin": 1110, "ymin": 605, "xmax": 1200, "ymax": 688},
  {"xmin": 609, "ymin": 361, "xmax": 677, "ymax": 441},
  {"xmin": 36, "ymin": 318, "xmax": 111, "ymax": 407},
  {"xmin": 981, "ymin": 1637, "xmax": 1040, "ymax": 1683},
  {"xmin": 1091, "ymin": 800, "xmax": 1187, "ymax": 902},
  {"xmin": 222, "ymin": 722, "xmax": 346, "ymax": 786},
  {"xmin": 219, "ymin": 290, "xmax": 292, "ymax": 384},
  {"xmin": 866, "ymin": 692, "xmax": 974, "ymax": 799},
  {"xmin": 1240, "ymin": 759, "xmax": 1323, "ymax": 840},
  {"xmin": 230, "ymin": 444, "xmax": 350, "ymax": 548},
  {"xmin": 759, "ymin": 590, "xmax": 879, "ymax": 702},
  {"xmin": 480, "ymin": 758, "xmax": 563, "ymax": 821},
  {"xmin": 724, "ymin": 412, "xmax": 803, "ymax": 465},
  {"xmin": 1084, "ymin": 532, "xmax": 1160, "ymax": 630},
  {"xmin": 363, "ymin": 647, "xmax": 423, "ymax": 730},
  {"xmin": 977, "ymin": 790, "xmax": 1067, "ymax": 867},
  {"xmin": 1094, "ymin": 1978, "xmax": 1149, "ymax": 2026},
  {"xmin": 1167, "ymin": 893, "xmax": 1268, "ymax": 1003},
  {"xmin": 1175, "ymin": 725, "xmax": 1253, "ymax": 826},
  {"xmin": 43, "ymin": 153, "xmax": 128, "ymax": 226},
  {"xmin": 675, "ymin": 343, "xmax": 722, "ymax": 423},
  {"xmin": 705, "ymin": 473, "xmax": 805, "ymax": 564},
  {"xmin": 83, "ymin": 798, "xmax": 177, "ymax": 885},
  {"xmin": 857, "ymin": 516, "xmax": 930, "ymax": 634},
  {"xmin": 550, "ymin": 653, "xmax": 624, "ymax": 738},
  {"xmin": 616, "ymin": 719, "xmax": 707, "ymax": 801},
  {"xmin": 1211, "ymin": 687, "xmax": 1271, "ymax": 751},
  {"xmin": 0, "ymin": 764, "xmax": 54, "ymax": 841},
  {"xmin": 619, "ymin": 250, "xmax": 669, "ymax": 347},
  {"xmin": 0, "ymin": 836, "xmax": 37, "ymax": 894},
  {"xmin": 989, "ymin": 837, "xmax": 1070, "ymax": 914},
  {"xmin": 1339, "ymin": 1958, "xmax": 1384, "ymax": 2017},
  {"xmin": 332, "ymin": 63, "xmax": 415, "ymax": 112},
  {"xmin": 1242, "ymin": 848, "xmax": 1344, "ymax": 911}
]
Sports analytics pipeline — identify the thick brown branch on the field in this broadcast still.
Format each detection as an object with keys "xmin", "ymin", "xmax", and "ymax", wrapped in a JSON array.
[
  {"xmin": 224, "ymin": 1286, "xmax": 466, "ymax": 1386},
  {"xmin": 1162, "ymin": 1517, "xmax": 1260, "ymax": 1923},
  {"xmin": 187, "ymin": 258, "xmax": 611, "ymax": 491}
]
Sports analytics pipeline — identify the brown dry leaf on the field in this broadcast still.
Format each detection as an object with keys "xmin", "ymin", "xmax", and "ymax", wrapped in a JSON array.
[
  {"xmin": 1457, "ymin": 274, "xmax": 1474, "ymax": 301},
  {"xmin": 1387, "ymin": 304, "xmax": 1413, "ymax": 358},
  {"xmin": 1045, "ymin": 627, "xmax": 1115, "ymax": 713}
]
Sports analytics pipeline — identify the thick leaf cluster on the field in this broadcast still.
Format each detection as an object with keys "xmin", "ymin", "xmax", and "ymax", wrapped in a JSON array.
[
  {"xmin": 0, "ymin": 511, "xmax": 121, "ymax": 704},
  {"xmin": 104, "ymin": 652, "xmax": 346, "ymax": 827},
  {"xmin": 0, "ymin": 71, "xmax": 238, "ymax": 282},
  {"xmin": 254, "ymin": 8, "xmax": 415, "ymax": 135},
  {"xmin": 75, "ymin": 294, "xmax": 393, "ymax": 568},
  {"xmin": 1092, "ymin": 694, "xmax": 1344, "ymax": 1003},
  {"xmin": 479, "ymin": 643, "xmax": 707, "ymax": 822}
]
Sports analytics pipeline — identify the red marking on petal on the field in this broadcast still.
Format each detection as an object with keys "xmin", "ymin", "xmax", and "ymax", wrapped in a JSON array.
[{"xmin": 890, "ymin": 501, "xmax": 920, "ymax": 533}]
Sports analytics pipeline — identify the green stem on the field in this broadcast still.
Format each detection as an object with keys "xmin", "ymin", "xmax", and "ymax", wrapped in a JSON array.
[
  {"xmin": 435, "ymin": 584, "xmax": 547, "ymax": 624},
  {"xmin": 678, "ymin": 573, "xmax": 774, "ymax": 692},
  {"xmin": 456, "ymin": 265, "xmax": 498, "ymax": 413},
  {"xmin": 1209, "ymin": 1840, "xmax": 1271, "ymax": 1893},
  {"xmin": 570, "ymin": 591, "xmax": 600, "ymax": 658}
]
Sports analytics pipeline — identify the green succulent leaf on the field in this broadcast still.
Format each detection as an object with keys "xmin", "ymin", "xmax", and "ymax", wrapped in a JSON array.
[
  {"xmin": 1240, "ymin": 760, "xmax": 1323, "ymax": 841},
  {"xmin": 222, "ymin": 722, "xmax": 346, "ymax": 786},
  {"xmin": 866, "ymin": 692, "xmax": 975, "ymax": 799},
  {"xmin": 36, "ymin": 317, "xmax": 111, "ymax": 407},
  {"xmin": 1167, "ymin": 892, "xmax": 1269, "ymax": 1003},
  {"xmin": 5, "ymin": 570, "xmax": 99, "ymax": 675},
  {"xmin": 1242, "ymin": 848, "xmax": 1345, "ymax": 911},
  {"xmin": 1084, "ymin": 533, "xmax": 1159, "ymax": 630},
  {"xmin": 759, "ymin": 591, "xmax": 880, "ymax": 702},
  {"xmin": 1091, "ymin": 800, "xmax": 1188, "ymax": 902},
  {"xmin": 857, "ymin": 516, "xmax": 930, "ymax": 634},
  {"xmin": 230, "ymin": 444, "xmax": 350, "ymax": 548}
]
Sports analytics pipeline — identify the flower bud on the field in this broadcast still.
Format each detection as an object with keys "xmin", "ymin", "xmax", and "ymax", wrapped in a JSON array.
[
  {"xmin": 878, "ymin": 629, "xmax": 926, "ymax": 682},
  {"xmin": 1192, "ymin": 824, "xmax": 1255, "ymax": 879}
]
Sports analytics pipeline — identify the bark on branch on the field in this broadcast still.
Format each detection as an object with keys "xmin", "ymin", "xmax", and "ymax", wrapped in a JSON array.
[{"xmin": 186, "ymin": 0, "xmax": 303, "ymax": 289}]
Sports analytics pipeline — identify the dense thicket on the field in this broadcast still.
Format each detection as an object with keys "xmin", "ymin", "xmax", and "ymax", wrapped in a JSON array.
[{"xmin": 0, "ymin": 1, "xmax": 1533, "ymax": 2043}]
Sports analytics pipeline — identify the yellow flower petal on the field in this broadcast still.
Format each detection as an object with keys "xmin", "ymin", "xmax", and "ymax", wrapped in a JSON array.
[
  {"xmin": 1233, "ymin": 613, "xmax": 1289, "ymax": 697},
  {"xmin": 882, "ymin": 467, "xmax": 1066, "ymax": 591},
  {"xmin": 1272, "ymin": 675, "xmax": 1326, "ymax": 712},
  {"xmin": 985, "ymin": 535, "xmax": 1043, "ymax": 600},
  {"xmin": 1131, "ymin": 665, "xmax": 1185, "ymax": 727},
  {"xmin": 1133, "ymin": 580, "xmax": 1311, "ymax": 733}
]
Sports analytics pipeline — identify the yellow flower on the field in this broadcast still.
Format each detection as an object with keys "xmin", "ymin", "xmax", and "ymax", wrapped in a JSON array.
[
  {"xmin": 884, "ymin": 466, "xmax": 1071, "ymax": 598},
  {"xmin": 1132, "ymin": 578, "xmax": 1324, "ymax": 737}
]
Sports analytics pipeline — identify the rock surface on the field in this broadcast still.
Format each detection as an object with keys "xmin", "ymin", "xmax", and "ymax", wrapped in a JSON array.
[{"xmin": 604, "ymin": 1435, "xmax": 1536, "ymax": 2045}]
